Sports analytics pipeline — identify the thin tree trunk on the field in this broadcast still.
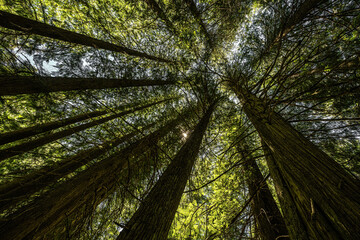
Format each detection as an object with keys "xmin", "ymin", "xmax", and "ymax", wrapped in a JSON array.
[
  {"xmin": 144, "ymin": 0, "xmax": 177, "ymax": 35},
  {"xmin": 0, "ymin": 76, "xmax": 176, "ymax": 96},
  {"xmin": 0, "ymin": 11, "xmax": 172, "ymax": 63},
  {"xmin": 0, "ymin": 98, "xmax": 170, "ymax": 162},
  {"xmin": 183, "ymin": 0, "xmax": 213, "ymax": 48},
  {"xmin": 233, "ymin": 86, "xmax": 360, "ymax": 239},
  {"xmin": 288, "ymin": 57, "xmax": 360, "ymax": 79},
  {"xmin": 0, "ymin": 109, "xmax": 109, "ymax": 145},
  {"xmin": 0, "ymin": 108, "xmax": 191, "ymax": 240},
  {"xmin": 117, "ymin": 102, "xmax": 215, "ymax": 240},
  {"xmin": 0, "ymin": 123, "xmax": 154, "ymax": 213},
  {"xmin": 237, "ymin": 143, "xmax": 288, "ymax": 240}
]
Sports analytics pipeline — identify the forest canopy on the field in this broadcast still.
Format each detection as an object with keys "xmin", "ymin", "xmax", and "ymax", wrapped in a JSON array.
[{"xmin": 0, "ymin": 0, "xmax": 360, "ymax": 239}]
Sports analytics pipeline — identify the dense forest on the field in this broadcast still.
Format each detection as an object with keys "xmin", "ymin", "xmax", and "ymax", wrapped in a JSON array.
[{"xmin": 0, "ymin": 0, "xmax": 360, "ymax": 239}]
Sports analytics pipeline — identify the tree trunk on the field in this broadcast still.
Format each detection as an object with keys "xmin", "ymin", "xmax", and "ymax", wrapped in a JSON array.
[
  {"xmin": 0, "ymin": 11, "xmax": 172, "ymax": 63},
  {"xmin": 0, "ymin": 108, "xmax": 190, "ymax": 240},
  {"xmin": 117, "ymin": 103, "xmax": 215, "ymax": 240},
  {"xmin": 0, "ymin": 98, "xmax": 169, "ymax": 162},
  {"xmin": 0, "ymin": 76, "xmax": 176, "ymax": 96},
  {"xmin": 144, "ymin": 0, "xmax": 177, "ymax": 35},
  {"xmin": 237, "ymin": 143, "xmax": 288, "ymax": 240},
  {"xmin": 273, "ymin": 0, "xmax": 326, "ymax": 45},
  {"xmin": 261, "ymin": 141, "xmax": 309, "ymax": 239},
  {"xmin": 233, "ymin": 86, "xmax": 360, "ymax": 239},
  {"xmin": 183, "ymin": 0, "xmax": 213, "ymax": 48},
  {"xmin": 0, "ymin": 109, "xmax": 109, "ymax": 145},
  {"xmin": 0, "ymin": 123, "xmax": 154, "ymax": 213}
]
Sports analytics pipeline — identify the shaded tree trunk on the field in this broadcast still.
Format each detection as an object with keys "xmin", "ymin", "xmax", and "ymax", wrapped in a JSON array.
[
  {"xmin": 183, "ymin": 0, "xmax": 213, "ymax": 48},
  {"xmin": 232, "ymin": 86, "xmax": 360, "ymax": 239},
  {"xmin": 0, "ymin": 98, "xmax": 170, "ymax": 161},
  {"xmin": 0, "ymin": 76, "xmax": 176, "ymax": 96},
  {"xmin": 144, "ymin": 0, "xmax": 177, "ymax": 35},
  {"xmin": 237, "ymin": 143, "xmax": 288, "ymax": 240},
  {"xmin": 273, "ymin": 0, "xmax": 326, "ymax": 46},
  {"xmin": 0, "ymin": 123, "xmax": 154, "ymax": 213},
  {"xmin": 0, "ymin": 107, "xmax": 191, "ymax": 240},
  {"xmin": 0, "ymin": 109, "xmax": 109, "ymax": 145},
  {"xmin": 117, "ymin": 103, "xmax": 215, "ymax": 240},
  {"xmin": 0, "ymin": 11, "xmax": 172, "ymax": 63},
  {"xmin": 261, "ymin": 141, "xmax": 309, "ymax": 239}
]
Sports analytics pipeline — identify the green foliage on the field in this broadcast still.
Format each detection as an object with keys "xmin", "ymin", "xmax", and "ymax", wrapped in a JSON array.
[{"xmin": 1, "ymin": 0, "xmax": 360, "ymax": 239}]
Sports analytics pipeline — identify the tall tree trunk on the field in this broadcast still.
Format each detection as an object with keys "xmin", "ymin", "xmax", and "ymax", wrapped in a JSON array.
[
  {"xmin": 277, "ymin": 0, "xmax": 325, "ymax": 41},
  {"xmin": 144, "ymin": 0, "xmax": 177, "ymax": 35},
  {"xmin": 232, "ymin": 86, "xmax": 360, "ymax": 239},
  {"xmin": 0, "ymin": 109, "xmax": 109, "ymax": 145},
  {"xmin": 261, "ymin": 141, "xmax": 309, "ymax": 239},
  {"xmin": 0, "ymin": 11, "xmax": 172, "ymax": 63},
  {"xmin": 0, "ymin": 107, "xmax": 191, "ymax": 240},
  {"xmin": 0, "ymin": 123, "xmax": 154, "ymax": 213},
  {"xmin": 117, "ymin": 102, "xmax": 215, "ymax": 240},
  {"xmin": 0, "ymin": 76, "xmax": 176, "ymax": 96},
  {"xmin": 50, "ymin": 140, "xmax": 165, "ymax": 239},
  {"xmin": 183, "ymin": 0, "xmax": 213, "ymax": 48},
  {"xmin": 237, "ymin": 143, "xmax": 288, "ymax": 240},
  {"xmin": 0, "ymin": 98, "xmax": 169, "ymax": 162}
]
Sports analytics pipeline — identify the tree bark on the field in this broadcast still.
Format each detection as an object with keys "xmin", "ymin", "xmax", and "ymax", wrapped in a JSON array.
[
  {"xmin": 117, "ymin": 103, "xmax": 215, "ymax": 240},
  {"xmin": 0, "ymin": 108, "xmax": 191, "ymax": 240},
  {"xmin": 0, "ymin": 98, "xmax": 169, "ymax": 162},
  {"xmin": 237, "ymin": 143, "xmax": 288, "ymax": 240},
  {"xmin": 0, "ymin": 109, "xmax": 109, "ymax": 145},
  {"xmin": 261, "ymin": 141, "xmax": 309, "ymax": 239},
  {"xmin": 232, "ymin": 86, "xmax": 360, "ymax": 239},
  {"xmin": 0, "ymin": 76, "xmax": 176, "ymax": 96},
  {"xmin": 0, "ymin": 11, "xmax": 172, "ymax": 63}
]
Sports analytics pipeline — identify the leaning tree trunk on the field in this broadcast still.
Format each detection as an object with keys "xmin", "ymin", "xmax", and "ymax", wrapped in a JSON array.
[
  {"xmin": 0, "ymin": 109, "xmax": 113, "ymax": 145},
  {"xmin": 0, "ymin": 122, "xmax": 154, "ymax": 213},
  {"xmin": 117, "ymin": 103, "xmax": 216, "ymax": 240},
  {"xmin": 232, "ymin": 86, "xmax": 360, "ymax": 239},
  {"xmin": 182, "ymin": 0, "xmax": 213, "ymax": 48},
  {"xmin": 144, "ymin": 0, "xmax": 177, "ymax": 35},
  {"xmin": 237, "ymin": 143, "xmax": 288, "ymax": 240},
  {"xmin": 50, "ymin": 138, "xmax": 171, "ymax": 239},
  {"xmin": 0, "ymin": 76, "xmax": 176, "ymax": 95},
  {"xmin": 0, "ymin": 107, "xmax": 192, "ymax": 240},
  {"xmin": 0, "ymin": 98, "xmax": 170, "ymax": 161},
  {"xmin": 0, "ymin": 11, "xmax": 172, "ymax": 63}
]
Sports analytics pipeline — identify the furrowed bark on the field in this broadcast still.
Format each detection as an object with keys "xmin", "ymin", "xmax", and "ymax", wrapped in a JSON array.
[
  {"xmin": 117, "ymin": 103, "xmax": 215, "ymax": 240},
  {"xmin": 0, "ymin": 76, "xmax": 176, "ymax": 96},
  {"xmin": 237, "ymin": 143, "xmax": 288, "ymax": 240},
  {"xmin": 0, "ymin": 107, "xmax": 191, "ymax": 240},
  {"xmin": 0, "ymin": 11, "xmax": 172, "ymax": 63},
  {"xmin": 0, "ymin": 110, "xmax": 109, "ymax": 145},
  {"xmin": 262, "ymin": 141, "xmax": 309, "ymax": 239},
  {"xmin": 0, "ymin": 98, "xmax": 170, "ymax": 162},
  {"xmin": 0, "ymin": 123, "xmax": 154, "ymax": 213},
  {"xmin": 233, "ymin": 86, "xmax": 360, "ymax": 239}
]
